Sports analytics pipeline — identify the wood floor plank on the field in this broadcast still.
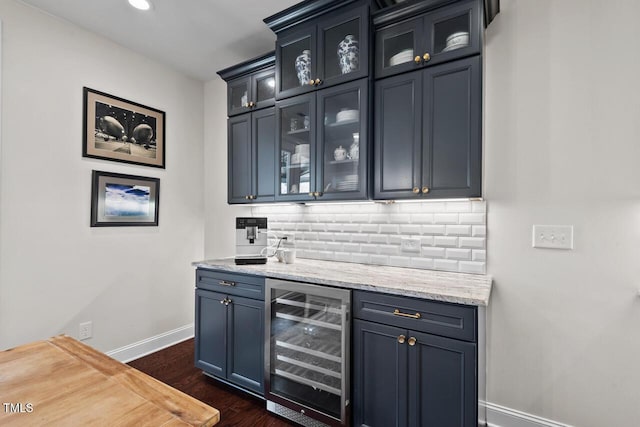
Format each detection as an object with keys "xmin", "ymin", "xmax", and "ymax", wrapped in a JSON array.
[{"xmin": 128, "ymin": 339, "xmax": 296, "ymax": 427}]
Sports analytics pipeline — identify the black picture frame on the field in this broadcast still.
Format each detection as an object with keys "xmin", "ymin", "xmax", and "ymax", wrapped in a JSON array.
[
  {"xmin": 90, "ymin": 170, "xmax": 160, "ymax": 227},
  {"xmin": 83, "ymin": 87, "xmax": 166, "ymax": 168}
]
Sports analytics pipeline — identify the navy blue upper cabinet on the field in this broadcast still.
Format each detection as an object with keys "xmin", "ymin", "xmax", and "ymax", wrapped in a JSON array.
[
  {"xmin": 267, "ymin": 1, "xmax": 372, "ymax": 100},
  {"xmin": 218, "ymin": 52, "xmax": 276, "ymax": 117},
  {"xmin": 219, "ymin": 54, "xmax": 277, "ymax": 204},
  {"xmin": 275, "ymin": 78, "xmax": 368, "ymax": 202},
  {"xmin": 374, "ymin": 0, "xmax": 482, "ymax": 79},
  {"xmin": 375, "ymin": 47, "xmax": 482, "ymax": 200}
]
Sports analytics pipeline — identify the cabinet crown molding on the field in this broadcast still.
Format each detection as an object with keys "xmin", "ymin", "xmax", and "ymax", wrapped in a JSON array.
[
  {"xmin": 217, "ymin": 51, "xmax": 275, "ymax": 82},
  {"xmin": 264, "ymin": 0, "xmax": 363, "ymax": 34},
  {"xmin": 373, "ymin": 0, "xmax": 499, "ymax": 28}
]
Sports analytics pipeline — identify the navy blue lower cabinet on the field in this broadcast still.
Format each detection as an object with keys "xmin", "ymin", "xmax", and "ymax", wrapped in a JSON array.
[
  {"xmin": 195, "ymin": 286, "xmax": 264, "ymax": 395},
  {"xmin": 353, "ymin": 307, "xmax": 477, "ymax": 426},
  {"xmin": 353, "ymin": 319, "xmax": 408, "ymax": 427},
  {"xmin": 408, "ymin": 331, "xmax": 476, "ymax": 427}
]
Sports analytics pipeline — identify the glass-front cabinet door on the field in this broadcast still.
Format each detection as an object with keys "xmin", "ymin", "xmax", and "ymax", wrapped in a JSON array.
[
  {"xmin": 317, "ymin": 5, "xmax": 369, "ymax": 89},
  {"xmin": 317, "ymin": 79, "xmax": 367, "ymax": 201},
  {"xmin": 276, "ymin": 30, "xmax": 316, "ymax": 100},
  {"xmin": 227, "ymin": 67, "xmax": 276, "ymax": 116},
  {"xmin": 275, "ymin": 5, "xmax": 369, "ymax": 100},
  {"xmin": 375, "ymin": 0, "xmax": 480, "ymax": 79},
  {"xmin": 276, "ymin": 93, "xmax": 316, "ymax": 202},
  {"xmin": 425, "ymin": 0, "xmax": 481, "ymax": 64}
]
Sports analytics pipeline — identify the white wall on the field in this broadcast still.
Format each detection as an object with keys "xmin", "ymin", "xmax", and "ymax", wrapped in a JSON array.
[
  {"xmin": 203, "ymin": 78, "xmax": 250, "ymax": 259},
  {"xmin": 484, "ymin": 1, "xmax": 640, "ymax": 425},
  {"xmin": 0, "ymin": 1, "xmax": 204, "ymax": 352}
]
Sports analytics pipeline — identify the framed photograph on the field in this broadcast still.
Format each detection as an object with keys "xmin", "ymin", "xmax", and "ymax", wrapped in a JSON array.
[
  {"xmin": 83, "ymin": 87, "xmax": 165, "ymax": 168},
  {"xmin": 91, "ymin": 170, "xmax": 160, "ymax": 227}
]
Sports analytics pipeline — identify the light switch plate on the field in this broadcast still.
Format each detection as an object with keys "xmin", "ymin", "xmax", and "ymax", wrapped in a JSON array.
[{"xmin": 532, "ymin": 225, "xmax": 574, "ymax": 250}]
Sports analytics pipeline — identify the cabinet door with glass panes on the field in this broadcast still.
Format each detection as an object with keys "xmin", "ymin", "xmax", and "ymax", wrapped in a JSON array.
[
  {"xmin": 275, "ymin": 79, "xmax": 368, "ymax": 202},
  {"xmin": 375, "ymin": 0, "xmax": 481, "ymax": 79},
  {"xmin": 228, "ymin": 67, "xmax": 276, "ymax": 116},
  {"xmin": 275, "ymin": 93, "xmax": 316, "ymax": 202},
  {"xmin": 316, "ymin": 78, "xmax": 368, "ymax": 201},
  {"xmin": 275, "ymin": 5, "xmax": 369, "ymax": 100}
]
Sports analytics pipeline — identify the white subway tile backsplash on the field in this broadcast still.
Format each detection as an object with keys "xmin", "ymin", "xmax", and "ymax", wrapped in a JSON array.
[
  {"xmin": 368, "ymin": 234, "xmax": 388, "ymax": 244},
  {"xmin": 446, "ymin": 225, "xmax": 472, "ymax": 236},
  {"xmin": 410, "ymin": 257, "xmax": 435, "ymax": 269},
  {"xmin": 434, "ymin": 213, "xmax": 459, "ymax": 224},
  {"xmin": 360, "ymin": 244, "xmax": 379, "ymax": 254},
  {"xmin": 370, "ymin": 254, "xmax": 390, "ymax": 265},
  {"xmin": 253, "ymin": 200, "xmax": 487, "ymax": 275},
  {"xmin": 459, "ymin": 261, "xmax": 486, "ymax": 274},
  {"xmin": 420, "ymin": 236, "xmax": 435, "ymax": 246},
  {"xmin": 389, "ymin": 256, "xmax": 411, "ymax": 268},
  {"xmin": 472, "ymin": 225, "xmax": 487, "ymax": 237},
  {"xmin": 422, "ymin": 247, "xmax": 446, "ymax": 258},
  {"xmin": 459, "ymin": 237, "xmax": 485, "ymax": 249},
  {"xmin": 333, "ymin": 233, "xmax": 352, "ymax": 242},
  {"xmin": 446, "ymin": 248, "xmax": 472, "ymax": 260},
  {"xmin": 378, "ymin": 244, "xmax": 400, "ymax": 255},
  {"xmin": 360, "ymin": 224, "xmax": 379, "ymax": 233},
  {"xmin": 422, "ymin": 225, "xmax": 447, "ymax": 235},
  {"xmin": 472, "ymin": 250, "xmax": 486, "ymax": 261},
  {"xmin": 459, "ymin": 213, "xmax": 486, "ymax": 225},
  {"xmin": 434, "ymin": 259, "xmax": 459, "ymax": 272},
  {"xmin": 350, "ymin": 253, "xmax": 370, "ymax": 264},
  {"xmin": 434, "ymin": 236, "xmax": 458, "ymax": 247},
  {"xmin": 410, "ymin": 213, "xmax": 435, "ymax": 224},
  {"xmin": 400, "ymin": 224, "xmax": 422, "ymax": 235},
  {"xmin": 379, "ymin": 224, "xmax": 400, "ymax": 234},
  {"xmin": 446, "ymin": 201, "xmax": 472, "ymax": 212}
]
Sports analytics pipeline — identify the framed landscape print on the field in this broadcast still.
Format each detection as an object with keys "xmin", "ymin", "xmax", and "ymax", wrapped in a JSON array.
[
  {"xmin": 91, "ymin": 170, "xmax": 160, "ymax": 227},
  {"xmin": 83, "ymin": 87, "xmax": 165, "ymax": 168}
]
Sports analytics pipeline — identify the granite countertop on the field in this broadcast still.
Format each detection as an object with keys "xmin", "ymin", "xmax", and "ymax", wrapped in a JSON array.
[{"xmin": 193, "ymin": 258, "xmax": 492, "ymax": 306}]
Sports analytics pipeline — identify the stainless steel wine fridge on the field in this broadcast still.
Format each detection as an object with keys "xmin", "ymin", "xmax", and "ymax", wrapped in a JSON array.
[{"xmin": 265, "ymin": 279, "xmax": 351, "ymax": 427}]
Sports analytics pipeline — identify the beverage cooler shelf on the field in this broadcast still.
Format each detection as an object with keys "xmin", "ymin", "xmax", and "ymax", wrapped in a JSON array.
[
  {"xmin": 274, "ymin": 326, "xmax": 342, "ymax": 363},
  {"xmin": 274, "ymin": 364, "xmax": 342, "ymax": 396},
  {"xmin": 275, "ymin": 297, "xmax": 344, "ymax": 315},
  {"xmin": 275, "ymin": 312, "xmax": 342, "ymax": 331}
]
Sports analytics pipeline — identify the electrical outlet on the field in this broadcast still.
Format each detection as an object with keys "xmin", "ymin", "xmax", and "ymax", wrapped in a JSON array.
[
  {"xmin": 401, "ymin": 237, "xmax": 421, "ymax": 254},
  {"xmin": 79, "ymin": 321, "xmax": 92, "ymax": 340},
  {"xmin": 532, "ymin": 225, "xmax": 574, "ymax": 250}
]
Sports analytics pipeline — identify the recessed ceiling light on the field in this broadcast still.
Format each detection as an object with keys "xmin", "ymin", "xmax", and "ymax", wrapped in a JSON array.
[{"xmin": 128, "ymin": 0, "xmax": 151, "ymax": 11}]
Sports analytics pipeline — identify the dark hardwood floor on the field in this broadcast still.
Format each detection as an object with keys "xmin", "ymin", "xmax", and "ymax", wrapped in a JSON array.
[{"xmin": 128, "ymin": 338, "xmax": 296, "ymax": 427}]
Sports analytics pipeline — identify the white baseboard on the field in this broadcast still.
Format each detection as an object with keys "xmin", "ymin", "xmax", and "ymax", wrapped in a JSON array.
[
  {"xmin": 106, "ymin": 324, "xmax": 194, "ymax": 363},
  {"xmin": 482, "ymin": 401, "xmax": 573, "ymax": 427}
]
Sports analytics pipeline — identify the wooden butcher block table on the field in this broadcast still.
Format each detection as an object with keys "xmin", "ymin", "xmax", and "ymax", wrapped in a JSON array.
[{"xmin": 0, "ymin": 335, "xmax": 220, "ymax": 426}]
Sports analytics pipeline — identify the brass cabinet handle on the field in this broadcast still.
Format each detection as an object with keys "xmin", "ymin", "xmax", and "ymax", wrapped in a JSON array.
[
  {"xmin": 414, "ymin": 55, "xmax": 422, "ymax": 64},
  {"xmin": 423, "ymin": 53, "xmax": 431, "ymax": 62},
  {"xmin": 218, "ymin": 280, "xmax": 236, "ymax": 287},
  {"xmin": 225, "ymin": 298, "xmax": 232, "ymax": 306},
  {"xmin": 314, "ymin": 78, "xmax": 322, "ymax": 86},
  {"xmin": 408, "ymin": 337, "xmax": 417, "ymax": 346},
  {"xmin": 412, "ymin": 187, "xmax": 420, "ymax": 194},
  {"xmin": 421, "ymin": 186, "xmax": 430, "ymax": 194},
  {"xmin": 393, "ymin": 309, "xmax": 421, "ymax": 319},
  {"xmin": 397, "ymin": 335, "xmax": 406, "ymax": 344}
]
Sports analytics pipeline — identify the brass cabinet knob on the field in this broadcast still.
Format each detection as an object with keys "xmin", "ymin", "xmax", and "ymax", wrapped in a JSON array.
[
  {"xmin": 309, "ymin": 80, "xmax": 315, "ymax": 86},
  {"xmin": 309, "ymin": 192, "xmax": 315, "ymax": 197},
  {"xmin": 397, "ymin": 335, "xmax": 406, "ymax": 344},
  {"xmin": 245, "ymin": 195, "xmax": 250, "ymax": 200},
  {"xmin": 421, "ymin": 186, "xmax": 430, "ymax": 194},
  {"xmin": 412, "ymin": 187, "xmax": 420, "ymax": 194},
  {"xmin": 314, "ymin": 78, "xmax": 322, "ymax": 86},
  {"xmin": 423, "ymin": 53, "xmax": 431, "ymax": 62},
  {"xmin": 314, "ymin": 191, "xmax": 323, "ymax": 197},
  {"xmin": 414, "ymin": 55, "xmax": 422, "ymax": 64},
  {"xmin": 408, "ymin": 337, "xmax": 417, "ymax": 346}
]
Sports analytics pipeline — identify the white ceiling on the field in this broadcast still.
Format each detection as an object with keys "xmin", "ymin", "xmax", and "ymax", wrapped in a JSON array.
[{"xmin": 18, "ymin": 0, "xmax": 300, "ymax": 81}]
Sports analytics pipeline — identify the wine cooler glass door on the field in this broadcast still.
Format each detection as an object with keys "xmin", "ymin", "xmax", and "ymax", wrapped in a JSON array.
[{"xmin": 265, "ymin": 279, "xmax": 350, "ymax": 426}]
